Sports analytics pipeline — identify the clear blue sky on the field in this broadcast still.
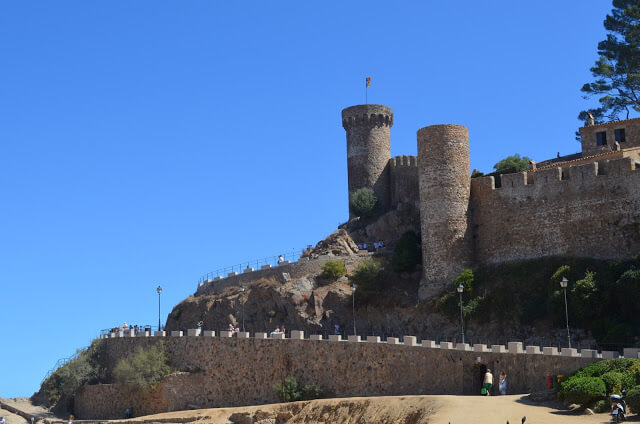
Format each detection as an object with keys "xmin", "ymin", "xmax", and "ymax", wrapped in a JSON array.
[{"xmin": 0, "ymin": 1, "xmax": 615, "ymax": 396}]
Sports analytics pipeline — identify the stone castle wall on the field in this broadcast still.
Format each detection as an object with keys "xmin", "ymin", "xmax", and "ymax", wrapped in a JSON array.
[
  {"xmin": 75, "ymin": 334, "xmax": 599, "ymax": 419},
  {"xmin": 470, "ymin": 156, "xmax": 640, "ymax": 265},
  {"xmin": 389, "ymin": 155, "xmax": 419, "ymax": 208}
]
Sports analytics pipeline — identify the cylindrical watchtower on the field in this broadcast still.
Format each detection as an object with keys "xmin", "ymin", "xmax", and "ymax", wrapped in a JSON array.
[
  {"xmin": 417, "ymin": 124, "xmax": 472, "ymax": 293},
  {"xmin": 342, "ymin": 104, "xmax": 393, "ymax": 217}
]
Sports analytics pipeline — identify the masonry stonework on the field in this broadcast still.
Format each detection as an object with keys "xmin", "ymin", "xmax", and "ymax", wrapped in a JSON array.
[
  {"xmin": 342, "ymin": 105, "xmax": 393, "ymax": 217},
  {"xmin": 418, "ymin": 125, "xmax": 473, "ymax": 289},
  {"xmin": 75, "ymin": 336, "xmax": 596, "ymax": 419},
  {"xmin": 342, "ymin": 104, "xmax": 640, "ymax": 298}
]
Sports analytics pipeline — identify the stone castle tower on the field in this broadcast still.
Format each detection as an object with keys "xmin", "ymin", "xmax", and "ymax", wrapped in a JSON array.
[
  {"xmin": 417, "ymin": 124, "xmax": 473, "ymax": 289},
  {"xmin": 342, "ymin": 103, "xmax": 640, "ymax": 298},
  {"xmin": 342, "ymin": 105, "xmax": 393, "ymax": 217}
]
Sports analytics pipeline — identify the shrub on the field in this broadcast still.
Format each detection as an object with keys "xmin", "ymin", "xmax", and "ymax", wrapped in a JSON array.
[
  {"xmin": 560, "ymin": 376, "xmax": 606, "ymax": 406},
  {"xmin": 601, "ymin": 371, "xmax": 625, "ymax": 395},
  {"xmin": 301, "ymin": 383, "xmax": 327, "ymax": 400},
  {"xmin": 273, "ymin": 376, "xmax": 301, "ymax": 402},
  {"xmin": 626, "ymin": 386, "xmax": 640, "ymax": 413},
  {"xmin": 113, "ymin": 343, "xmax": 171, "ymax": 391},
  {"xmin": 349, "ymin": 188, "xmax": 379, "ymax": 217},
  {"xmin": 350, "ymin": 258, "xmax": 383, "ymax": 300},
  {"xmin": 453, "ymin": 268, "xmax": 474, "ymax": 291},
  {"xmin": 321, "ymin": 260, "xmax": 347, "ymax": 279},
  {"xmin": 391, "ymin": 231, "xmax": 421, "ymax": 272},
  {"xmin": 38, "ymin": 339, "xmax": 106, "ymax": 408}
]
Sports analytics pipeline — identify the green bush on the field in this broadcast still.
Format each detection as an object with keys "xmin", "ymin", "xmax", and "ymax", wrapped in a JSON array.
[
  {"xmin": 560, "ymin": 376, "xmax": 606, "ymax": 406},
  {"xmin": 273, "ymin": 376, "xmax": 301, "ymax": 402},
  {"xmin": 321, "ymin": 260, "xmax": 347, "ymax": 279},
  {"xmin": 113, "ymin": 342, "xmax": 171, "ymax": 391},
  {"xmin": 601, "ymin": 371, "xmax": 625, "ymax": 395},
  {"xmin": 349, "ymin": 188, "xmax": 379, "ymax": 217},
  {"xmin": 391, "ymin": 231, "xmax": 421, "ymax": 272},
  {"xmin": 301, "ymin": 383, "xmax": 327, "ymax": 400},
  {"xmin": 38, "ymin": 339, "xmax": 106, "ymax": 408},
  {"xmin": 350, "ymin": 258, "xmax": 383, "ymax": 301},
  {"xmin": 626, "ymin": 386, "xmax": 640, "ymax": 413}
]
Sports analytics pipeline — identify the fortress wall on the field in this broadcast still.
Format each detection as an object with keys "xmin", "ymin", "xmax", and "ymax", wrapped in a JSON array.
[
  {"xmin": 470, "ymin": 157, "xmax": 640, "ymax": 265},
  {"xmin": 389, "ymin": 155, "xmax": 419, "ymax": 208},
  {"xmin": 75, "ymin": 336, "xmax": 597, "ymax": 419}
]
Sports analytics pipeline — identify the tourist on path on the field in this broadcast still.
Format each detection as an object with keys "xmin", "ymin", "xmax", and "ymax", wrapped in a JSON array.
[
  {"xmin": 482, "ymin": 369, "xmax": 493, "ymax": 395},
  {"xmin": 499, "ymin": 369, "xmax": 507, "ymax": 395}
]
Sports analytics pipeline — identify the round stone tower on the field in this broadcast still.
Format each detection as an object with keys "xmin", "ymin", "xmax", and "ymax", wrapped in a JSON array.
[
  {"xmin": 417, "ymin": 124, "xmax": 472, "ymax": 297},
  {"xmin": 342, "ymin": 104, "xmax": 393, "ymax": 217}
]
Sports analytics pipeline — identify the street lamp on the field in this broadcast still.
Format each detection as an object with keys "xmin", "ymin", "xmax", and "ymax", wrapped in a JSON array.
[
  {"xmin": 156, "ymin": 285, "xmax": 162, "ymax": 332},
  {"xmin": 350, "ymin": 283, "xmax": 356, "ymax": 335},
  {"xmin": 241, "ymin": 286, "xmax": 246, "ymax": 332},
  {"xmin": 457, "ymin": 284, "xmax": 465, "ymax": 344},
  {"xmin": 560, "ymin": 277, "xmax": 571, "ymax": 348}
]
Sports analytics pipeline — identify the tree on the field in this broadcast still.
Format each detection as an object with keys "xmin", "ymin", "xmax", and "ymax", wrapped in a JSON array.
[
  {"xmin": 493, "ymin": 154, "xmax": 532, "ymax": 174},
  {"xmin": 349, "ymin": 188, "xmax": 379, "ymax": 217},
  {"xmin": 580, "ymin": 1, "xmax": 640, "ymax": 122}
]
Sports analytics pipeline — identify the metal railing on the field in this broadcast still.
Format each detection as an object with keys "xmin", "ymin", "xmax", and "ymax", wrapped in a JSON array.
[{"xmin": 197, "ymin": 248, "xmax": 306, "ymax": 284}]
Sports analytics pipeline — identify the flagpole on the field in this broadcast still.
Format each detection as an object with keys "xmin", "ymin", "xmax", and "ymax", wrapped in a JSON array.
[{"xmin": 366, "ymin": 85, "xmax": 368, "ymax": 104}]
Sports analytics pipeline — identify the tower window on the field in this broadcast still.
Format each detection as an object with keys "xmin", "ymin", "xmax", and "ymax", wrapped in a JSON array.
[
  {"xmin": 596, "ymin": 131, "xmax": 607, "ymax": 146},
  {"xmin": 615, "ymin": 128, "xmax": 626, "ymax": 143}
]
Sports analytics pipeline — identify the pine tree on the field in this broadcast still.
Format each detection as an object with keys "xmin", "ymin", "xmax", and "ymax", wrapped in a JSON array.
[{"xmin": 580, "ymin": 1, "xmax": 640, "ymax": 124}]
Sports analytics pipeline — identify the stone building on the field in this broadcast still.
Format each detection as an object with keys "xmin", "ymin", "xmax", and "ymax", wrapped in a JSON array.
[{"xmin": 342, "ymin": 105, "xmax": 640, "ymax": 298}]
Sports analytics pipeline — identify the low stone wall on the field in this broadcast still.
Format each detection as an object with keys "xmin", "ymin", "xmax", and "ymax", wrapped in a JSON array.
[{"xmin": 75, "ymin": 333, "xmax": 605, "ymax": 419}]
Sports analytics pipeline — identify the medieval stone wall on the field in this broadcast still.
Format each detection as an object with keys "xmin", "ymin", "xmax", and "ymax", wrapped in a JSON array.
[
  {"xmin": 389, "ymin": 155, "xmax": 419, "ymax": 209},
  {"xmin": 470, "ymin": 156, "xmax": 640, "ymax": 265},
  {"xmin": 74, "ymin": 335, "xmax": 597, "ymax": 419}
]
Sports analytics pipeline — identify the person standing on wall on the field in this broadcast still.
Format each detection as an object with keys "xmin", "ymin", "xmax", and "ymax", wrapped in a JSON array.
[{"xmin": 499, "ymin": 370, "xmax": 507, "ymax": 395}]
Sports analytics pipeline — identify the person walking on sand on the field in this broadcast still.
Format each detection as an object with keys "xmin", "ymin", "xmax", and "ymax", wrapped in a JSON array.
[
  {"xmin": 482, "ymin": 368, "xmax": 493, "ymax": 395},
  {"xmin": 499, "ymin": 369, "xmax": 507, "ymax": 395}
]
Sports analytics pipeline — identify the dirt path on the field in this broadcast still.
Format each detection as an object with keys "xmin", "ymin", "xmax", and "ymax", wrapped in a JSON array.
[
  {"xmin": 120, "ymin": 395, "xmax": 614, "ymax": 424},
  {"xmin": 429, "ymin": 395, "xmax": 610, "ymax": 424},
  {"xmin": 0, "ymin": 395, "xmax": 620, "ymax": 424}
]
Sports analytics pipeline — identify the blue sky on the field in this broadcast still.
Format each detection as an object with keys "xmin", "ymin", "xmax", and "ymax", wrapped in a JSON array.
[{"xmin": 0, "ymin": 1, "xmax": 615, "ymax": 396}]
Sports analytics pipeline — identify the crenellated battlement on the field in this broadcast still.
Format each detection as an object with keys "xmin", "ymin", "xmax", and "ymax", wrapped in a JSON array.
[
  {"xmin": 342, "ymin": 104, "xmax": 394, "ymax": 129},
  {"xmin": 389, "ymin": 155, "xmax": 417, "ymax": 167},
  {"xmin": 471, "ymin": 156, "xmax": 640, "ymax": 194}
]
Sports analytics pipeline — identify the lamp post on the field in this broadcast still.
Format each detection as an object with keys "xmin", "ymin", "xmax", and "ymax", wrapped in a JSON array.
[
  {"xmin": 241, "ymin": 285, "xmax": 246, "ymax": 332},
  {"xmin": 457, "ymin": 284, "xmax": 465, "ymax": 344},
  {"xmin": 560, "ymin": 277, "xmax": 571, "ymax": 349},
  {"xmin": 156, "ymin": 285, "xmax": 162, "ymax": 332},
  {"xmin": 350, "ymin": 283, "xmax": 356, "ymax": 335}
]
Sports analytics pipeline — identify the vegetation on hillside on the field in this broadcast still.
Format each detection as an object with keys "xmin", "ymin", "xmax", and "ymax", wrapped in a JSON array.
[
  {"xmin": 391, "ymin": 231, "xmax": 422, "ymax": 272},
  {"xmin": 113, "ymin": 342, "xmax": 171, "ymax": 391},
  {"xmin": 559, "ymin": 359, "xmax": 640, "ymax": 410},
  {"xmin": 433, "ymin": 255, "xmax": 640, "ymax": 348},
  {"xmin": 37, "ymin": 339, "xmax": 107, "ymax": 410},
  {"xmin": 273, "ymin": 376, "xmax": 330, "ymax": 402},
  {"xmin": 321, "ymin": 260, "xmax": 347, "ymax": 280},
  {"xmin": 349, "ymin": 187, "xmax": 379, "ymax": 217},
  {"xmin": 37, "ymin": 340, "xmax": 174, "ymax": 413}
]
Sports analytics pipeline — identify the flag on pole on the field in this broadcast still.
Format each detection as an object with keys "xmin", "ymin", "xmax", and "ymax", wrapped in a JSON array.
[{"xmin": 366, "ymin": 77, "xmax": 371, "ymax": 88}]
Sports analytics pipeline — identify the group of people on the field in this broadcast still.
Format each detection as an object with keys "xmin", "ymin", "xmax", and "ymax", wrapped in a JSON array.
[
  {"xmin": 108, "ymin": 322, "xmax": 151, "ymax": 335},
  {"xmin": 357, "ymin": 241, "xmax": 385, "ymax": 251},
  {"xmin": 228, "ymin": 324, "xmax": 240, "ymax": 334},
  {"xmin": 270, "ymin": 326, "xmax": 286, "ymax": 336},
  {"xmin": 482, "ymin": 369, "xmax": 508, "ymax": 396}
]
